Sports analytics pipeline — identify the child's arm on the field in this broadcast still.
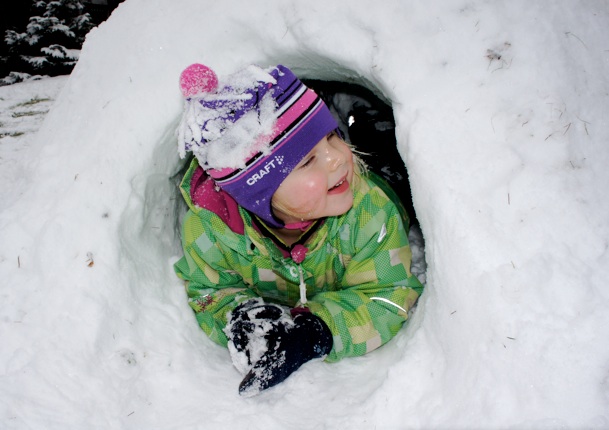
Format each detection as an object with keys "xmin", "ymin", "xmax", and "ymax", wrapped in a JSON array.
[
  {"xmin": 306, "ymin": 183, "xmax": 424, "ymax": 362},
  {"xmin": 174, "ymin": 209, "xmax": 258, "ymax": 346}
]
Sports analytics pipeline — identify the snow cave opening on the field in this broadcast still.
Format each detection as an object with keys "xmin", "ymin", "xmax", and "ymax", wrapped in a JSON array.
[{"xmin": 169, "ymin": 78, "xmax": 427, "ymax": 282}]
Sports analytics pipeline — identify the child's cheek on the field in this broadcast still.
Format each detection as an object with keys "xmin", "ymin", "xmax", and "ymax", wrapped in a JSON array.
[
  {"xmin": 301, "ymin": 175, "xmax": 329, "ymax": 203},
  {"xmin": 290, "ymin": 174, "xmax": 326, "ymax": 212},
  {"xmin": 300, "ymin": 174, "xmax": 326, "ymax": 193}
]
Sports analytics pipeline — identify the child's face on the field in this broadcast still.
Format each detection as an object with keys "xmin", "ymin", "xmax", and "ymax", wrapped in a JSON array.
[{"xmin": 272, "ymin": 131, "xmax": 354, "ymax": 225}]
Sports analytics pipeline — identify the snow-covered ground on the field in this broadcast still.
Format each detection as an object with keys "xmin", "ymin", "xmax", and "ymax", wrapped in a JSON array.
[
  {"xmin": 0, "ymin": 76, "xmax": 68, "ymax": 212},
  {"xmin": 1, "ymin": 1, "xmax": 609, "ymax": 429}
]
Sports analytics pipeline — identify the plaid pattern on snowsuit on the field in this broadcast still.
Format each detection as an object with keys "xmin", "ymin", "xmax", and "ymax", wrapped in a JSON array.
[{"xmin": 174, "ymin": 158, "xmax": 424, "ymax": 362}]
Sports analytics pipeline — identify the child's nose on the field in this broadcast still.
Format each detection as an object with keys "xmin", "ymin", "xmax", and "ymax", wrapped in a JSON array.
[{"xmin": 325, "ymin": 144, "xmax": 344, "ymax": 170}]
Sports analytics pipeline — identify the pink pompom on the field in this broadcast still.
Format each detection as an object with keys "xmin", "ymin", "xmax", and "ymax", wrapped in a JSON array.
[{"xmin": 179, "ymin": 63, "xmax": 218, "ymax": 97}]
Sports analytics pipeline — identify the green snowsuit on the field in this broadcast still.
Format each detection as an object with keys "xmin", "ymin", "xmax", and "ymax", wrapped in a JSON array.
[{"xmin": 174, "ymin": 158, "xmax": 424, "ymax": 362}]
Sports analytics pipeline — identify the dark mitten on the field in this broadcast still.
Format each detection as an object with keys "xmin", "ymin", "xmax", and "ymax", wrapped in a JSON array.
[
  {"xmin": 224, "ymin": 298, "xmax": 291, "ymax": 374},
  {"xmin": 238, "ymin": 313, "xmax": 333, "ymax": 397}
]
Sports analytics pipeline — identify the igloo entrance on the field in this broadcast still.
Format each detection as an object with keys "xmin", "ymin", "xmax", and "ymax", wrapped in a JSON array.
[{"xmin": 171, "ymin": 77, "xmax": 428, "ymax": 283}]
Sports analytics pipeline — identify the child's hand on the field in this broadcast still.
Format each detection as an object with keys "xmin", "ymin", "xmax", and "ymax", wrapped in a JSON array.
[
  {"xmin": 224, "ymin": 298, "xmax": 292, "ymax": 375},
  {"xmin": 238, "ymin": 312, "xmax": 332, "ymax": 397},
  {"xmin": 224, "ymin": 298, "xmax": 333, "ymax": 396}
]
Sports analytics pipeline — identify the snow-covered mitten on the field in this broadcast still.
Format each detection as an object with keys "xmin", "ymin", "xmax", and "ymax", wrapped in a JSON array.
[
  {"xmin": 224, "ymin": 298, "xmax": 292, "ymax": 375},
  {"xmin": 238, "ymin": 312, "xmax": 332, "ymax": 397}
]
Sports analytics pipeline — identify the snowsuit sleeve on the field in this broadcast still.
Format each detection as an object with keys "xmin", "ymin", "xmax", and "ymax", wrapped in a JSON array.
[
  {"xmin": 306, "ymin": 177, "xmax": 424, "ymax": 362},
  {"xmin": 174, "ymin": 209, "xmax": 258, "ymax": 347}
]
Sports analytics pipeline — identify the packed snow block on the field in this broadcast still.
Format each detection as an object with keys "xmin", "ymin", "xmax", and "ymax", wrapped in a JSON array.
[{"xmin": 1, "ymin": 0, "xmax": 608, "ymax": 428}]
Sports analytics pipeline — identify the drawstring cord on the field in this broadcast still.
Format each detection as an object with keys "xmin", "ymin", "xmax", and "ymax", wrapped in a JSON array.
[
  {"xmin": 298, "ymin": 265, "xmax": 307, "ymax": 305},
  {"xmin": 292, "ymin": 244, "xmax": 308, "ymax": 305}
]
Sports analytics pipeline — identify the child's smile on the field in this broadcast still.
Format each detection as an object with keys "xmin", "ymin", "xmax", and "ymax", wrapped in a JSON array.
[
  {"xmin": 328, "ymin": 174, "xmax": 349, "ymax": 194},
  {"xmin": 272, "ymin": 131, "xmax": 355, "ymax": 225}
]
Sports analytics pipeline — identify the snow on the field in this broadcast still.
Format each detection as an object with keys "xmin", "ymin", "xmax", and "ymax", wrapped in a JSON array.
[
  {"xmin": 1, "ymin": 0, "xmax": 609, "ymax": 428},
  {"xmin": 178, "ymin": 64, "xmax": 279, "ymax": 170}
]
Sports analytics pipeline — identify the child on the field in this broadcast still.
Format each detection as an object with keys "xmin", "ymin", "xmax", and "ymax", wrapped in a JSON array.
[{"xmin": 174, "ymin": 63, "xmax": 424, "ymax": 397}]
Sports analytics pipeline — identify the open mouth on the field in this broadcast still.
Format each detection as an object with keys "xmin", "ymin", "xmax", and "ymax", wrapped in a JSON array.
[
  {"xmin": 329, "ymin": 178, "xmax": 345, "ymax": 190},
  {"xmin": 328, "ymin": 175, "xmax": 349, "ymax": 194}
]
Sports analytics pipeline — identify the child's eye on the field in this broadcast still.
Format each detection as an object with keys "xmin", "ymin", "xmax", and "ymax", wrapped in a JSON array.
[{"xmin": 300, "ymin": 156, "xmax": 315, "ymax": 168}]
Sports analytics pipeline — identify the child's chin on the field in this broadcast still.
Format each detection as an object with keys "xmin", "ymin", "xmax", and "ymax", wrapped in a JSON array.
[{"xmin": 329, "ymin": 199, "xmax": 354, "ymax": 218}]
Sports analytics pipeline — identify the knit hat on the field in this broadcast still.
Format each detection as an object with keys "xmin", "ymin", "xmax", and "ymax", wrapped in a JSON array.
[{"xmin": 178, "ymin": 63, "xmax": 338, "ymax": 228}]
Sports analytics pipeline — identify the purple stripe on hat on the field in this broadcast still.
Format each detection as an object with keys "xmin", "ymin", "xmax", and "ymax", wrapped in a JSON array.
[
  {"xmin": 274, "ymin": 78, "xmax": 303, "ymax": 108},
  {"xmin": 275, "ymin": 84, "xmax": 308, "ymax": 118}
]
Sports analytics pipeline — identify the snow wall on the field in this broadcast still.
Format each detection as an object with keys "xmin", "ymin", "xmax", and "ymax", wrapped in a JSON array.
[{"xmin": 2, "ymin": 0, "xmax": 609, "ymax": 428}]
